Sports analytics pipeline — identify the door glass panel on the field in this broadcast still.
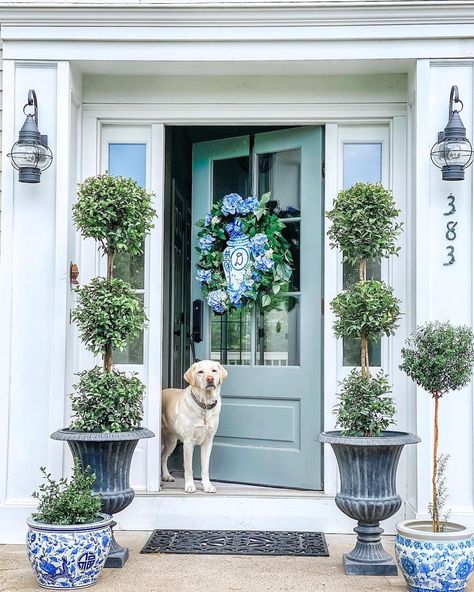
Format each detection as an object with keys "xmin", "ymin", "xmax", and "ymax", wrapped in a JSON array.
[
  {"xmin": 108, "ymin": 142, "xmax": 147, "ymax": 365},
  {"xmin": 213, "ymin": 157, "xmax": 250, "ymax": 202},
  {"xmin": 258, "ymin": 149, "xmax": 301, "ymax": 216},
  {"xmin": 256, "ymin": 297, "xmax": 300, "ymax": 366},
  {"xmin": 210, "ymin": 309, "xmax": 251, "ymax": 365},
  {"xmin": 281, "ymin": 222, "xmax": 300, "ymax": 292},
  {"xmin": 342, "ymin": 142, "xmax": 383, "ymax": 367}
]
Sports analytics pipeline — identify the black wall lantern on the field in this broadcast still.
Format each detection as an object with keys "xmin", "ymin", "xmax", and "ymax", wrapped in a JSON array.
[
  {"xmin": 7, "ymin": 89, "xmax": 53, "ymax": 183},
  {"xmin": 431, "ymin": 85, "xmax": 474, "ymax": 181}
]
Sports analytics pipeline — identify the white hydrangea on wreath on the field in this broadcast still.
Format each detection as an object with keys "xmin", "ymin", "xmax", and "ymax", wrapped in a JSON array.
[{"xmin": 195, "ymin": 192, "xmax": 293, "ymax": 314}]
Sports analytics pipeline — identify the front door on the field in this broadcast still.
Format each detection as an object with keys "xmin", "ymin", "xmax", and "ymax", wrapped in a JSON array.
[{"xmin": 191, "ymin": 127, "xmax": 323, "ymax": 489}]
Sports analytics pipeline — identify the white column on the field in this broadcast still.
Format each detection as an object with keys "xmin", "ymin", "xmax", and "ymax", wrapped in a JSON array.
[
  {"xmin": 414, "ymin": 60, "xmax": 474, "ymax": 524},
  {"xmin": 0, "ymin": 61, "xmax": 74, "ymax": 543}
]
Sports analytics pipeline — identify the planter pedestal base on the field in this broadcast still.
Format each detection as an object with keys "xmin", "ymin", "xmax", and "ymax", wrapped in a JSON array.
[
  {"xmin": 343, "ymin": 554, "xmax": 398, "ymax": 576},
  {"xmin": 343, "ymin": 520, "xmax": 398, "ymax": 576},
  {"xmin": 105, "ymin": 522, "xmax": 129, "ymax": 568}
]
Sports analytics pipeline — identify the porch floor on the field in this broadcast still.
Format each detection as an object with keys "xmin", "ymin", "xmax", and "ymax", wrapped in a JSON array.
[
  {"xmin": 159, "ymin": 470, "xmax": 324, "ymax": 497},
  {"xmin": 2, "ymin": 532, "xmax": 462, "ymax": 592}
]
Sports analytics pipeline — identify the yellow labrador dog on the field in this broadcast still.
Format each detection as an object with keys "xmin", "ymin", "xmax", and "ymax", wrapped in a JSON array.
[{"xmin": 161, "ymin": 360, "xmax": 228, "ymax": 493}]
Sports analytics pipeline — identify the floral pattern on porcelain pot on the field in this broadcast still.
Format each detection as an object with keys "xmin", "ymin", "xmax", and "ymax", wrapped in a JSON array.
[
  {"xmin": 395, "ymin": 520, "xmax": 474, "ymax": 592},
  {"xmin": 26, "ymin": 514, "xmax": 111, "ymax": 589}
]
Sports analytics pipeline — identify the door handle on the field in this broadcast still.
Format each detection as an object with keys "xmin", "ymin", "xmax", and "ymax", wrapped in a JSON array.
[{"xmin": 191, "ymin": 299, "xmax": 203, "ymax": 343}]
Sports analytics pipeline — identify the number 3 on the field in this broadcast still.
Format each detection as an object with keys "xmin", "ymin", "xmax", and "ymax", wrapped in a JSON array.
[{"xmin": 444, "ymin": 245, "xmax": 455, "ymax": 266}]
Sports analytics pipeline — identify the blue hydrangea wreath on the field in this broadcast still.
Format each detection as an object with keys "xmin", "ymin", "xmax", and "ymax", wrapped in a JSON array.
[{"xmin": 195, "ymin": 192, "xmax": 293, "ymax": 314}]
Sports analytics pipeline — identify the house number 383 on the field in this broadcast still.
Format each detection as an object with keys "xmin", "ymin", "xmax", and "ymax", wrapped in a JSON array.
[{"xmin": 443, "ymin": 193, "xmax": 456, "ymax": 266}]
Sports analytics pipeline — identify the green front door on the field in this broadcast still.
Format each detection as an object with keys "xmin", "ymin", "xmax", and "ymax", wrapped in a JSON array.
[{"xmin": 191, "ymin": 127, "xmax": 323, "ymax": 489}]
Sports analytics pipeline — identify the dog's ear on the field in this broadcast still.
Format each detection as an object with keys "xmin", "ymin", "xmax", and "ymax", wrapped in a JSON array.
[
  {"xmin": 183, "ymin": 364, "xmax": 196, "ymax": 386},
  {"xmin": 218, "ymin": 364, "xmax": 228, "ymax": 383}
]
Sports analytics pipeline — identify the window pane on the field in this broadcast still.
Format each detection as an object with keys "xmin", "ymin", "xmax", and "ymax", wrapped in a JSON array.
[
  {"xmin": 343, "ymin": 257, "xmax": 381, "ymax": 290},
  {"xmin": 342, "ymin": 142, "xmax": 382, "ymax": 367},
  {"xmin": 256, "ymin": 297, "xmax": 300, "ymax": 366},
  {"xmin": 113, "ymin": 294, "xmax": 144, "ymax": 365},
  {"xmin": 108, "ymin": 142, "xmax": 147, "ymax": 365},
  {"xmin": 343, "ymin": 338, "xmax": 381, "ymax": 368},
  {"xmin": 213, "ymin": 157, "xmax": 250, "ymax": 203},
  {"xmin": 211, "ymin": 309, "xmax": 251, "ymax": 366},
  {"xmin": 258, "ymin": 149, "xmax": 301, "ymax": 216},
  {"xmin": 113, "ymin": 250, "xmax": 144, "ymax": 290},
  {"xmin": 109, "ymin": 143, "xmax": 146, "ymax": 187},
  {"xmin": 343, "ymin": 143, "xmax": 382, "ymax": 189}
]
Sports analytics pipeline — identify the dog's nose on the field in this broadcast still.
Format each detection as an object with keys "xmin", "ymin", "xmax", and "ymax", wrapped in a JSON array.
[{"xmin": 207, "ymin": 376, "xmax": 214, "ymax": 383}]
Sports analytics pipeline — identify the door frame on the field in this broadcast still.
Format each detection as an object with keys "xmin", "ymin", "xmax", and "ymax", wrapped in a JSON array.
[{"xmin": 80, "ymin": 105, "xmax": 407, "ymax": 499}]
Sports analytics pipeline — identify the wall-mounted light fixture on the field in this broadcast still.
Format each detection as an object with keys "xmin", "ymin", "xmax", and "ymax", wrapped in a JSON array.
[
  {"xmin": 431, "ymin": 85, "xmax": 473, "ymax": 181},
  {"xmin": 7, "ymin": 89, "xmax": 53, "ymax": 183}
]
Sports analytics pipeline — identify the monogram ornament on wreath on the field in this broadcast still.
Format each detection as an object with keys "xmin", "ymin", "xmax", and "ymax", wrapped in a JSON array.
[{"xmin": 195, "ymin": 192, "xmax": 293, "ymax": 314}]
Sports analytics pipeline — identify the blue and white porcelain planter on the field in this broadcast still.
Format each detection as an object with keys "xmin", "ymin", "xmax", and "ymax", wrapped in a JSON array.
[
  {"xmin": 396, "ymin": 520, "xmax": 474, "ymax": 592},
  {"xmin": 26, "ymin": 513, "xmax": 112, "ymax": 589}
]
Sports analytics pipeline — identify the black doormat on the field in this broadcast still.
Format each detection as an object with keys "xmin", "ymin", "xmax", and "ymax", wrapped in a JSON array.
[{"xmin": 141, "ymin": 529, "xmax": 329, "ymax": 557}]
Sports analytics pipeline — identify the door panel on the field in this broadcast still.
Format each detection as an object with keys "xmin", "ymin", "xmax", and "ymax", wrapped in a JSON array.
[{"xmin": 191, "ymin": 128, "xmax": 323, "ymax": 489}]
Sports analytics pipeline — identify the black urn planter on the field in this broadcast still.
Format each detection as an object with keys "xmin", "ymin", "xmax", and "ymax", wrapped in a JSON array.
[
  {"xmin": 51, "ymin": 428, "xmax": 154, "ymax": 568},
  {"xmin": 319, "ymin": 430, "xmax": 420, "ymax": 576}
]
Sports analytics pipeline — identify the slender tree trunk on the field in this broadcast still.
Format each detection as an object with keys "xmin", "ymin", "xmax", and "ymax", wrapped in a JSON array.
[
  {"xmin": 104, "ymin": 252, "xmax": 114, "ymax": 373},
  {"xmin": 432, "ymin": 392, "xmax": 440, "ymax": 532},
  {"xmin": 361, "ymin": 334, "xmax": 370, "ymax": 379},
  {"xmin": 107, "ymin": 252, "xmax": 114, "ymax": 281},
  {"xmin": 359, "ymin": 259, "xmax": 370, "ymax": 377}
]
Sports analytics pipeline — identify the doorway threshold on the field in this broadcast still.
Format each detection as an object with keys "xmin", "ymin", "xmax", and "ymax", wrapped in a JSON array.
[{"xmin": 155, "ymin": 471, "xmax": 326, "ymax": 498}]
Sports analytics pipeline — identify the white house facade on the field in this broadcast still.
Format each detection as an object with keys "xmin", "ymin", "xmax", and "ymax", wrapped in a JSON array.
[{"xmin": 1, "ymin": 0, "xmax": 474, "ymax": 544}]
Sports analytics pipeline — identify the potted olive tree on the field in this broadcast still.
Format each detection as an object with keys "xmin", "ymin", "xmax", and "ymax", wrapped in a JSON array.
[
  {"xmin": 26, "ymin": 460, "xmax": 112, "ymax": 589},
  {"xmin": 319, "ymin": 182, "xmax": 420, "ymax": 575},
  {"xmin": 51, "ymin": 174, "xmax": 156, "ymax": 568},
  {"xmin": 396, "ymin": 321, "xmax": 474, "ymax": 592}
]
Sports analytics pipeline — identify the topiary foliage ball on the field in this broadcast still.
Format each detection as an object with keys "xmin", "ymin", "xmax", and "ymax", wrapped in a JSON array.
[
  {"xmin": 72, "ymin": 278, "xmax": 146, "ymax": 355},
  {"xmin": 400, "ymin": 321, "xmax": 474, "ymax": 396},
  {"xmin": 326, "ymin": 182, "xmax": 402, "ymax": 265},
  {"xmin": 331, "ymin": 280, "xmax": 401, "ymax": 339},
  {"xmin": 73, "ymin": 174, "xmax": 156, "ymax": 256},
  {"xmin": 335, "ymin": 369, "xmax": 395, "ymax": 437},
  {"xmin": 70, "ymin": 367, "xmax": 145, "ymax": 433}
]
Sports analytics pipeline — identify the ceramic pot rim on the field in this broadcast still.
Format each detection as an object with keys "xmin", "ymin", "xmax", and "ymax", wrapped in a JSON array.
[
  {"xmin": 396, "ymin": 519, "xmax": 474, "ymax": 542},
  {"xmin": 318, "ymin": 430, "xmax": 421, "ymax": 446},
  {"xmin": 26, "ymin": 512, "xmax": 112, "ymax": 532},
  {"xmin": 50, "ymin": 427, "xmax": 155, "ymax": 441}
]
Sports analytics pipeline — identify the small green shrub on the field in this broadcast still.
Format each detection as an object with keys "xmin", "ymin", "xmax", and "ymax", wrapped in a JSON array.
[
  {"xmin": 32, "ymin": 460, "xmax": 101, "ymax": 525},
  {"xmin": 70, "ymin": 367, "xmax": 144, "ymax": 433},
  {"xmin": 334, "ymin": 370, "xmax": 396, "ymax": 437},
  {"xmin": 72, "ymin": 278, "xmax": 146, "ymax": 355},
  {"xmin": 326, "ymin": 182, "xmax": 402, "ymax": 265},
  {"xmin": 331, "ymin": 280, "xmax": 401, "ymax": 340},
  {"xmin": 73, "ymin": 174, "xmax": 156, "ymax": 256}
]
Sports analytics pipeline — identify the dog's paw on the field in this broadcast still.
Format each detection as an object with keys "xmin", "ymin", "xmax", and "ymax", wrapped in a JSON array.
[
  {"xmin": 162, "ymin": 475, "xmax": 175, "ymax": 482},
  {"xmin": 185, "ymin": 483, "xmax": 197, "ymax": 493},
  {"xmin": 203, "ymin": 483, "xmax": 216, "ymax": 493}
]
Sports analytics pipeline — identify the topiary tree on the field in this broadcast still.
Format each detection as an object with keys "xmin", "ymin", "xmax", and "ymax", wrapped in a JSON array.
[
  {"xmin": 400, "ymin": 321, "xmax": 474, "ymax": 531},
  {"xmin": 71, "ymin": 173, "xmax": 156, "ymax": 432},
  {"xmin": 327, "ymin": 182, "xmax": 402, "ymax": 436}
]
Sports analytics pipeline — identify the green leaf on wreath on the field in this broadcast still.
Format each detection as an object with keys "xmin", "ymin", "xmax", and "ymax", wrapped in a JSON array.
[
  {"xmin": 260, "ymin": 192, "xmax": 271, "ymax": 206},
  {"xmin": 262, "ymin": 294, "xmax": 272, "ymax": 307}
]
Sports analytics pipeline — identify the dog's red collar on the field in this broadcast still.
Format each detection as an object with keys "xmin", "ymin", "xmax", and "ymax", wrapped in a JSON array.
[{"xmin": 191, "ymin": 390, "xmax": 218, "ymax": 410}]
